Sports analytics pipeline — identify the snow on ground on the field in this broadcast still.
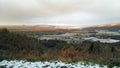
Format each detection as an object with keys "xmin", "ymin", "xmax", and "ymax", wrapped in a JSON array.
[
  {"xmin": 0, "ymin": 60, "xmax": 117, "ymax": 68},
  {"xmin": 0, "ymin": 60, "xmax": 118, "ymax": 68},
  {"xmin": 84, "ymin": 37, "xmax": 120, "ymax": 43}
]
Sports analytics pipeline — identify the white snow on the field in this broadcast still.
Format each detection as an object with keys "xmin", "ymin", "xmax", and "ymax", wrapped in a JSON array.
[
  {"xmin": 0, "ymin": 60, "xmax": 112, "ymax": 68},
  {"xmin": 38, "ymin": 33, "xmax": 77, "ymax": 40},
  {"xmin": 84, "ymin": 37, "xmax": 120, "ymax": 43}
]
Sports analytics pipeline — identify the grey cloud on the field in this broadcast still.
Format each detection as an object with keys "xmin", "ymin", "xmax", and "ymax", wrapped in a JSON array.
[{"xmin": 0, "ymin": 0, "xmax": 120, "ymax": 26}]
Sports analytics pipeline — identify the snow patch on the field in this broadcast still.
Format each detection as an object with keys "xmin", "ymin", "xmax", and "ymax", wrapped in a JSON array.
[
  {"xmin": 0, "ymin": 60, "xmax": 115, "ymax": 68},
  {"xmin": 84, "ymin": 37, "xmax": 120, "ymax": 43}
]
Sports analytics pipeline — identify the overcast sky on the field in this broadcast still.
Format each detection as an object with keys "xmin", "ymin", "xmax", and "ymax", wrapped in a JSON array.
[{"xmin": 0, "ymin": 0, "xmax": 120, "ymax": 26}]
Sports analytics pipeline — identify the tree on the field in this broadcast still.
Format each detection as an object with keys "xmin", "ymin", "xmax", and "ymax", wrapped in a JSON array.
[{"xmin": 61, "ymin": 46, "xmax": 79, "ymax": 59}]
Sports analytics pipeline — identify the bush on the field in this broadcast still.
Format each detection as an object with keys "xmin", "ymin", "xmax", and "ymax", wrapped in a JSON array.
[{"xmin": 60, "ymin": 46, "xmax": 79, "ymax": 59}]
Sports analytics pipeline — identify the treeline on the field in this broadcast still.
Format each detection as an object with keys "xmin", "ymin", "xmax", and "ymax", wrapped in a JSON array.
[
  {"xmin": 0, "ymin": 29, "xmax": 120, "ymax": 67},
  {"xmin": 0, "ymin": 29, "xmax": 43, "ymax": 61}
]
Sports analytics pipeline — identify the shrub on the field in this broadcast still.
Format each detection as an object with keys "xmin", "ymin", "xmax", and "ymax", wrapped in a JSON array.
[{"xmin": 60, "ymin": 46, "xmax": 79, "ymax": 59}]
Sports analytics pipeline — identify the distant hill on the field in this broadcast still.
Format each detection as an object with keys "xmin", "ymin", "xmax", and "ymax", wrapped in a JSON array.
[
  {"xmin": 0, "ymin": 25, "xmax": 58, "ymax": 31},
  {"xmin": 0, "ymin": 23, "xmax": 120, "ymax": 31},
  {"xmin": 0, "ymin": 25, "xmax": 77, "ymax": 31},
  {"xmin": 81, "ymin": 24, "xmax": 120, "ymax": 31}
]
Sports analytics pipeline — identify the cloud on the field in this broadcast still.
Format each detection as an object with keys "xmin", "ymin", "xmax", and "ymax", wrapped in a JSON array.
[{"xmin": 0, "ymin": 0, "xmax": 120, "ymax": 26}]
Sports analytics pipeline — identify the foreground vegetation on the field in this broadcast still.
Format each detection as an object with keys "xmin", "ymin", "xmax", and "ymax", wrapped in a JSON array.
[{"xmin": 0, "ymin": 29, "xmax": 120, "ymax": 67}]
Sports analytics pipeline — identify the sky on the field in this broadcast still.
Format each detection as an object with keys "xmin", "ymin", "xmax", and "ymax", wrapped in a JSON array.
[{"xmin": 0, "ymin": 0, "xmax": 120, "ymax": 26}]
